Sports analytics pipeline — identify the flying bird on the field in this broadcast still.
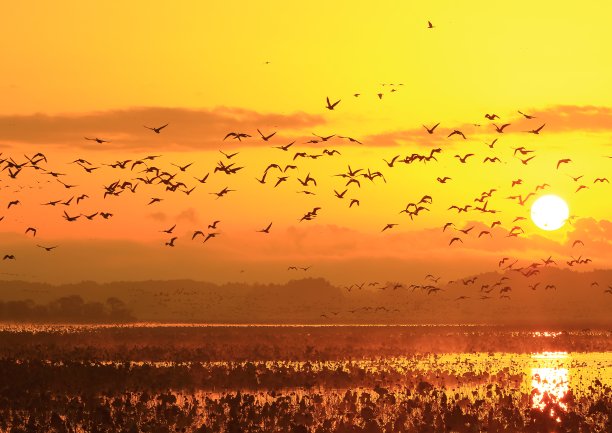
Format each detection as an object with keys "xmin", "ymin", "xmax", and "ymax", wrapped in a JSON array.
[
  {"xmin": 84, "ymin": 137, "xmax": 110, "ymax": 143},
  {"xmin": 273, "ymin": 141, "xmax": 295, "ymax": 151},
  {"xmin": 338, "ymin": 135, "xmax": 362, "ymax": 144},
  {"xmin": 257, "ymin": 222, "xmax": 272, "ymax": 233},
  {"xmin": 423, "ymin": 123, "xmax": 440, "ymax": 134},
  {"xmin": 556, "ymin": 158, "xmax": 571, "ymax": 169},
  {"xmin": 325, "ymin": 97, "xmax": 340, "ymax": 110},
  {"xmin": 219, "ymin": 150, "xmax": 239, "ymax": 159},
  {"xmin": 454, "ymin": 153, "xmax": 474, "ymax": 163},
  {"xmin": 144, "ymin": 123, "xmax": 168, "ymax": 134},
  {"xmin": 519, "ymin": 156, "xmax": 536, "ymax": 165},
  {"xmin": 518, "ymin": 110, "xmax": 536, "ymax": 119},
  {"xmin": 194, "ymin": 174, "xmax": 210, "ymax": 184},
  {"xmin": 257, "ymin": 129, "xmax": 277, "ymax": 141},
  {"xmin": 483, "ymin": 156, "xmax": 501, "ymax": 163},
  {"xmin": 448, "ymin": 130, "xmax": 466, "ymax": 139},
  {"xmin": 203, "ymin": 233, "xmax": 219, "ymax": 243},
  {"xmin": 160, "ymin": 224, "xmax": 176, "ymax": 234},
  {"xmin": 170, "ymin": 162, "xmax": 193, "ymax": 172},
  {"xmin": 493, "ymin": 123, "xmax": 510, "ymax": 133},
  {"xmin": 528, "ymin": 124, "xmax": 546, "ymax": 134},
  {"xmin": 575, "ymin": 184, "xmax": 588, "ymax": 193},
  {"xmin": 224, "ymin": 132, "xmax": 251, "ymax": 141},
  {"xmin": 382, "ymin": 223, "xmax": 398, "ymax": 232}
]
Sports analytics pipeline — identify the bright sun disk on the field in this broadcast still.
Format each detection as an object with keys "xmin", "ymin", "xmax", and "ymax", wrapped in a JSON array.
[{"xmin": 530, "ymin": 195, "xmax": 569, "ymax": 231}]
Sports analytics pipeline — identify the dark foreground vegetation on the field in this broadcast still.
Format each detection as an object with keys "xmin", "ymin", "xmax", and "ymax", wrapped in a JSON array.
[{"xmin": 0, "ymin": 325, "xmax": 610, "ymax": 432}]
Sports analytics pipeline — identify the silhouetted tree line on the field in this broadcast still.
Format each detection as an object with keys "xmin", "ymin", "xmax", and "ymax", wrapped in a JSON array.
[{"xmin": 0, "ymin": 295, "xmax": 134, "ymax": 322}]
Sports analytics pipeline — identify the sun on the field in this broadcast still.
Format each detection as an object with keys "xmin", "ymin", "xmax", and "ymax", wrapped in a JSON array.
[{"xmin": 530, "ymin": 195, "xmax": 569, "ymax": 231}]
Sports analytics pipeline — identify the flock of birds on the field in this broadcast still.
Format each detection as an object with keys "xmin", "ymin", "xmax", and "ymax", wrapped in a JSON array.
[
  {"xmin": 1, "ymin": 101, "xmax": 610, "ymax": 296},
  {"xmin": 1, "ymin": 20, "xmax": 610, "ymax": 311}
]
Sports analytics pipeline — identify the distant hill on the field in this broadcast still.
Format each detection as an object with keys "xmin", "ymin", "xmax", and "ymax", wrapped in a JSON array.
[{"xmin": 0, "ymin": 268, "xmax": 610, "ymax": 327}]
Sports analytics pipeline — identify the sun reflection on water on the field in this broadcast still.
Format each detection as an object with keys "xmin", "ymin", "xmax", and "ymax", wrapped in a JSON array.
[{"xmin": 530, "ymin": 351, "xmax": 569, "ymax": 421}]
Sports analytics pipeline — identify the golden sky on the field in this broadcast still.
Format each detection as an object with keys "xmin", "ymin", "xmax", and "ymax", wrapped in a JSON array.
[{"xmin": 0, "ymin": 1, "xmax": 610, "ymax": 284}]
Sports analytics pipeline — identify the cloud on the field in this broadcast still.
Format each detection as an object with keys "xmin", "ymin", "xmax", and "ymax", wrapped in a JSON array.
[
  {"xmin": 176, "ymin": 208, "xmax": 200, "ymax": 224},
  {"xmin": 0, "ymin": 217, "xmax": 609, "ymax": 285},
  {"xmin": 362, "ymin": 104, "xmax": 612, "ymax": 147},
  {"xmin": 147, "ymin": 212, "xmax": 168, "ymax": 222},
  {"xmin": 0, "ymin": 106, "xmax": 325, "ymax": 151},
  {"xmin": 520, "ymin": 105, "xmax": 612, "ymax": 133}
]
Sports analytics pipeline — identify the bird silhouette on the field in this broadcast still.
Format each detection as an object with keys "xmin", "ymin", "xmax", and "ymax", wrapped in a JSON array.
[
  {"xmin": 160, "ymin": 224, "xmax": 176, "ymax": 234},
  {"xmin": 210, "ymin": 187, "xmax": 235, "ymax": 198},
  {"xmin": 84, "ymin": 137, "xmax": 110, "ymax": 143},
  {"xmin": 273, "ymin": 141, "xmax": 295, "ymax": 151},
  {"xmin": 257, "ymin": 129, "xmax": 277, "ymax": 141},
  {"xmin": 528, "ymin": 124, "xmax": 546, "ymax": 134},
  {"xmin": 144, "ymin": 123, "xmax": 168, "ymax": 134},
  {"xmin": 224, "ymin": 132, "xmax": 251, "ymax": 141},
  {"xmin": 454, "ymin": 154, "xmax": 474, "ymax": 163},
  {"xmin": 519, "ymin": 155, "xmax": 536, "ymax": 165},
  {"xmin": 382, "ymin": 223, "xmax": 397, "ymax": 232},
  {"xmin": 575, "ymin": 184, "xmax": 588, "ymax": 193},
  {"xmin": 493, "ymin": 123, "xmax": 510, "ymax": 133},
  {"xmin": 257, "ymin": 222, "xmax": 272, "ymax": 233},
  {"xmin": 443, "ymin": 222, "xmax": 455, "ymax": 232},
  {"xmin": 557, "ymin": 158, "xmax": 571, "ymax": 169},
  {"xmin": 518, "ymin": 110, "xmax": 536, "ymax": 119},
  {"xmin": 334, "ymin": 189, "xmax": 347, "ymax": 199},
  {"xmin": 203, "ymin": 233, "xmax": 219, "ymax": 243},
  {"xmin": 448, "ymin": 130, "xmax": 466, "ymax": 139},
  {"xmin": 483, "ymin": 156, "xmax": 501, "ymax": 163},
  {"xmin": 423, "ymin": 123, "xmax": 440, "ymax": 134},
  {"xmin": 63, "ymin": 211, "xmax": 80, "ymax": 222},
  {"xmin": 170, "ymin": 162, "xmax": 193, "ymax": 172},
  {"xmin": 338, "ymin": 135, "xmax": 362, "ymax": 144},
  {"xmin": 325, "ymin": 97, "xmax": 340, "ymax": 110},
  {"xmin": 274, "ymin": 176, "xmax": 288, "ymax": 187}
]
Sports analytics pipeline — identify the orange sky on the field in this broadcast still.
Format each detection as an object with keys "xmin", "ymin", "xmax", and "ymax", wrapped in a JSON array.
[{"xmin": 0, "ymin": 1, "xmax": 610, "ymax": 285}]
